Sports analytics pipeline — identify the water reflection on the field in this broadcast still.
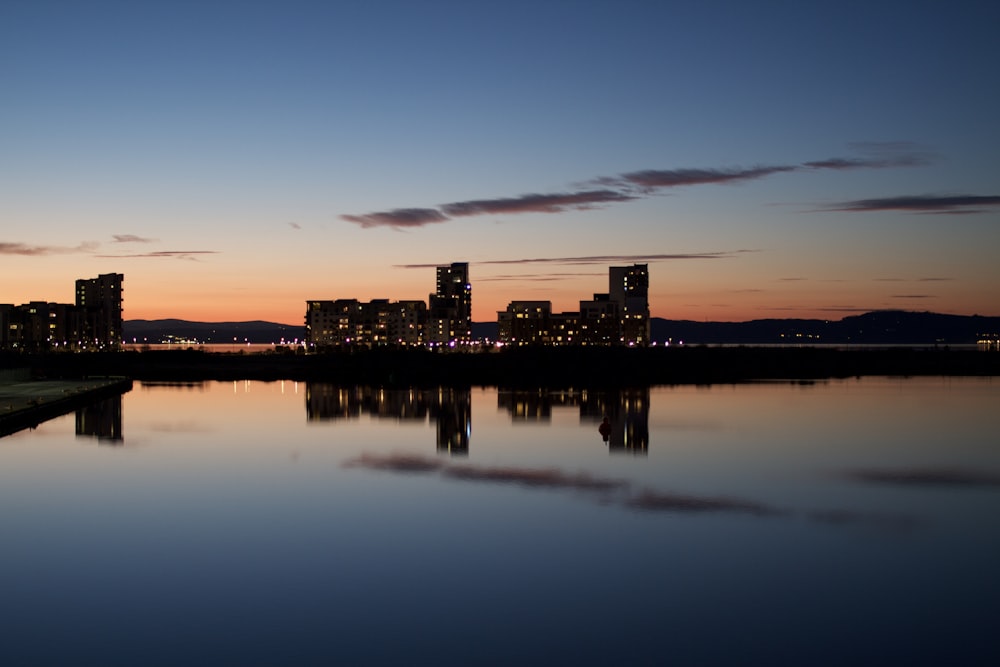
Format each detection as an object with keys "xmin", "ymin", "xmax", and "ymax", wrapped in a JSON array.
[
  {"xmin": 500, "ymin": 388, "xmax": 650, "ymax": 454},
  {"xmin": 306, "ymin": 385, "xmax": 471, "ymax": 455},
  {"xmin": 75, "ymin": 395, "xmax": 124, "ymax": 444}
]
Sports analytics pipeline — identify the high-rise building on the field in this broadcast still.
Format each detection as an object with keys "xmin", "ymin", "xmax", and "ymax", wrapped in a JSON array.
[
  {"xmin": 609, "ymin": 264, "xmax": 649, "ymax": 345},
  {"xmin": 430, "ymin": 262, "xmax": 471, "ymax": 345},
  {"xmin": 76, "ymin": 273, "xmax": 124, "ymax": 348}
]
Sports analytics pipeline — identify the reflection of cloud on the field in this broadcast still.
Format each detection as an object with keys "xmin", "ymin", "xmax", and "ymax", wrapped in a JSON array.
[
  {"xmin": 148, "ymin": 420, "xmax": 214, "ymax": 433},
  {"xmin": 443, "ymin": 465, "xmax": 627, "ymax": 492},
  {"xmin": 342, "ymin": 452, "xmax": 445, "ymax": 473},
  {"xmin": 805, "ymin": 509, "xmax": 923, "ymax": 531},
  {"xmin": 822, "ymin": 194, "xmax": 1000, "ymax": 214},
  {"xmin": 0, "ymin": 241, "xmax": 98, "ymax": 255},
  {"xmin": 626, "ymin": 489, "xmax": 782, "ymax": 515},
  {"xmin": 845, "ymin": 468, "xmax": 1000, "ymax": 488},
  {"xmin": 344, "ymin": 453, "xmax": 945, "ymax": 530}
]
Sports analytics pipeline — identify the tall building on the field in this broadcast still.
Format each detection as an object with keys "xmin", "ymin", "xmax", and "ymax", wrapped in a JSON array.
[
  {"xmin": 609, "ymin": 264, "xmax": 649, "ymax": 345},
  {"xmin": 76, "ymin": 273, "xmax": 124, "ymax": 349},
  {"xmin": 1, "ymin": 273, "xmax": 123, "ymax": 351},
  {"xmin": 430, "ymin": 262, "xmax": 471, "ymax": 345},
  {"xmin": 304, "ymin": 262, "xmax": 467, "ymax": 349}
]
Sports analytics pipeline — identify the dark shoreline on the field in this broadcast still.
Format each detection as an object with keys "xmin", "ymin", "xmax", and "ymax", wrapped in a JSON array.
[{"xmin": 5, "ymin": 347, "xmax": 998, "ymax": 388}]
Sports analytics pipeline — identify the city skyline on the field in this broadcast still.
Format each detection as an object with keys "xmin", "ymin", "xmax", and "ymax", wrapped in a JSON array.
[{"xmin": 3, "ymin": 2, "xmax": 999, "ymax": 324}]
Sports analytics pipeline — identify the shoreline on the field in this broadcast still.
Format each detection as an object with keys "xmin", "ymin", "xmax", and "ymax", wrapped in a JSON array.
[
  {"xmin": 0, "ymin": 377, "xmax": 133, "ymax": 438},
  {"xmin": 4, "ymin": 347, "xmax": 998, "ymax": 388}
]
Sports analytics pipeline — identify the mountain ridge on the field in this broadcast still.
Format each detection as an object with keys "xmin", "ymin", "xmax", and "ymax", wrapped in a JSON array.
[{"xmin": 124, "ymin": 310, "xmax": 1000, "ymax": 345}]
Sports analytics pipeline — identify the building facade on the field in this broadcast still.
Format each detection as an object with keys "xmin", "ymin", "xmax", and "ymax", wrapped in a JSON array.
[
  {"xmin": 1, "ymin": 273, "xmax": 124, "ymax": 351},
  {"xmin": 305, "ymin": 262, "xmax": 468, "ymax": 349},
  {"xmin": 497, "ymin": 264, "xmax": 649, "ymax": 346}
]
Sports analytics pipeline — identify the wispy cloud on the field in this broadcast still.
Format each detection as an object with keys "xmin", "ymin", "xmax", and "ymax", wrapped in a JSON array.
[
  {"xmin": 395, "ymin": 251, "xmax": 754, "ymax": 270},
  {"xmin": 341, "ymin": 144, "xmax": 933, "ymax": 229},
  {"xmin": 441, "ymin": 190, "xmax": 635, "ymax": 217},
  {"xmin": 890, "ymin": 294, "xmax": 933, "ymax": 299},
  {"xmin": 822, "ymin": 194, "xmax": 1000, "ymax": 214},
  {"xmin": 288, "ymin": 222, "xmax": 302, "ymax": 230},
  {"xmin": 341, "ymin": 208, "xmax": 449, "ymax": 229},
  {"xmin": 0, "ymin": 241, "xmax": 98, "ymax": 256},
  {"xmin": 604, "ymin": 165, "xmax": 796, "ymax": 191},
  {"xmin": 95, "ymin": 250, "xmax": 219, "ymax": 261},
  {"xmin": 112, "ymin": 234, "xmax": 157, "ymax": 243}
]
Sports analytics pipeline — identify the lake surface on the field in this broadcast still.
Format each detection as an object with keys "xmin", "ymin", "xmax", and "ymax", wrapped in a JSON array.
[{"xmin": 1, "ymin": 378, "xmax": 998, "ymax": 666}]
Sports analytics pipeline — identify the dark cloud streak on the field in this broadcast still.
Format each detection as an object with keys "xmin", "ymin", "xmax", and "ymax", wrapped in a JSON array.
[{"xmin": 823, "ymin": 195, "xmax": 1000, "ymax": 214}]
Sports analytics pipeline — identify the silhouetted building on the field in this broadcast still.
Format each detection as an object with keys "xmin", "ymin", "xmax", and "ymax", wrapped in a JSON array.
[
  {"xmin": 305, "ymin": 262, "xmax": 466, "ymax": 349},
  {"xmin": 76, "ymin": 273, "xmax": 124, "ymax": 349},
  {"xmin": 610, "ymin": 264, "xmax": 649, "ymax": 345},
  {"xmin": 497, "ymin": 264, "xmax": 648, "ymax": 346},
  {"xmin": 1, "ymin": 273, "xmax": 123, "ymax": 351},
  {"xmin": 428, "ymin": 262, "xmax": 472, "ymax": 346}
]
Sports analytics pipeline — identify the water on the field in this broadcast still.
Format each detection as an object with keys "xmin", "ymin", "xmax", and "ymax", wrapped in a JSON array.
[{"xmin": 1, "ymin": 378, "xmax": 998, "ymax": 666}]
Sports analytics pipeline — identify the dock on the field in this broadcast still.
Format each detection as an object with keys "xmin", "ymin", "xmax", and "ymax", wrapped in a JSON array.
[{"xmin": 0, "ymin": 376, "xmax": 133, "ymax": 438}]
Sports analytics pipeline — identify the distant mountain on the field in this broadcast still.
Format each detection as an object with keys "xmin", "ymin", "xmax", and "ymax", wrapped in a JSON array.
[
  {"xmin": 125, "ymin": 311, "xmax": 1000, "ymax": 346},
  {"xmin": 124, "ymin": 319, "xmax": 306, "ymax": 344},
  {"xmin": 651, "ymin": 311, "xmax": 1000, "ymax": 345}
]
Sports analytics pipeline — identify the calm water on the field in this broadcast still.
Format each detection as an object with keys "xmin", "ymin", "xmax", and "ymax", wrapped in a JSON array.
[{"xmin": 1, "ymin": 378, "xmax": 998, "ymax": 666}]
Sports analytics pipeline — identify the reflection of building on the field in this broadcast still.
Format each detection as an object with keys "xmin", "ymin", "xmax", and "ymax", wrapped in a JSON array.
[
  {"xmin": 305, "ymin": 262, "xmax": 469, "ymax": 349},
  {"xmin": 1, "ymin": 273, "xmax": 124, "ymax": 351},
  {"xmin": 76, "ymin": 395, "xmax": 124, "ymax": 444},
  {"xmin": 497, "ymin": 264, "xmax": 649, "ymax": 346},
  {"xmin": 497, "ymin": 389, "xmax": 582, "ymax": 421},
  {"xmin": 498, "ymin": 387, "xmax": 650, "ymax": 454},
  {"xmin": 581, "ymin": 388, "xmax": 649, "ymax": 455},
  {"xmin": 305, "ymin": 385, "xmax": 471, "ymax": 454}
]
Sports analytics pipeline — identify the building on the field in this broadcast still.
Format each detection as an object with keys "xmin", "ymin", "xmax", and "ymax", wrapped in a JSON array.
[
  {"xmin": 1, "ymin": 273, "xmax": 123, "ymax": 351},
  {"xmin": 76, "ymin": 273, "xmax": 124, "ymax": 349},
  {"xmin": 305, "ymin": 262, "xmax": 468, "ymax": 349},
  {"xmin": 609, "ymin": 264, "xmax": 650, "ymax": 345},
  {"xmin": 497, "ymin": 264, "xmax": 649, "ymax": 347}
]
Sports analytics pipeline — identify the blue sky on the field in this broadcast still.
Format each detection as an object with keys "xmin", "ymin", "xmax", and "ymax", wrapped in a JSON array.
[{"xmin": 2, "ymin": 1, "xmax": 998, "ymax": 322}]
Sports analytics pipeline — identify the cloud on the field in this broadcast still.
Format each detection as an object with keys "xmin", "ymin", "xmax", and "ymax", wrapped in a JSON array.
[
  {"xmin": 823, "ymin": 194, "xmax": 1000, "ymax": 214},
  {"xmin": 844, "ymin": 467, "xmax": 1000, "ymax": 488},
  {"xmin": 890, "ymin": 294, "xmax": 933, "ymax": 299},
  {"xmin": 112, "ymin": 234, "xmax": 156, "ymax": 243},
  {"xmin": 395, "ymin": 251, "xmax": 754, "ymax": 270},
  {"xmin": 608, "ymin": 165, "xmax": 796, "ymax": 191},
  {"xmin": 341, "ymin": 208, "xmax": 450, "ymax": 229},
  {"xmin": 95, "ymin": 250, "xmax": 219, "ymax": 260},
  {"xmin": 440, "ymin": 190, "xmax": 636, "ymax": 217},
  {"xmin": 342, "ymin": 144, "xmax": 936, "ymax": 228},
  {"xmin": 0, "ymin": 241, "xmax": 98, "ymax": 256},
  {"xmin": 288, "ymin": 222, "xmax": 302, "ymax": 230}
]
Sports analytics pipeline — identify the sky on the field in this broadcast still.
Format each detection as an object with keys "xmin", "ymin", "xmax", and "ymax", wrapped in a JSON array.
[{"xmin": 2, "ymin": 0, "xmax": 998, "ymax": 324}]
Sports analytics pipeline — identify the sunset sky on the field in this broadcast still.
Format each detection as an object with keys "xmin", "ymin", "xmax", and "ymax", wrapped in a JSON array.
[{"xmin": 3, "ymin": 1, "xmax": 998, "ymax": 324}]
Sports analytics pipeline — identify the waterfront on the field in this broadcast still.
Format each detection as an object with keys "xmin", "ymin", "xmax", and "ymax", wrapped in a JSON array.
[{"xmin": 1, "ymin": 378, "xmax": 997, "ymax": 666}]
